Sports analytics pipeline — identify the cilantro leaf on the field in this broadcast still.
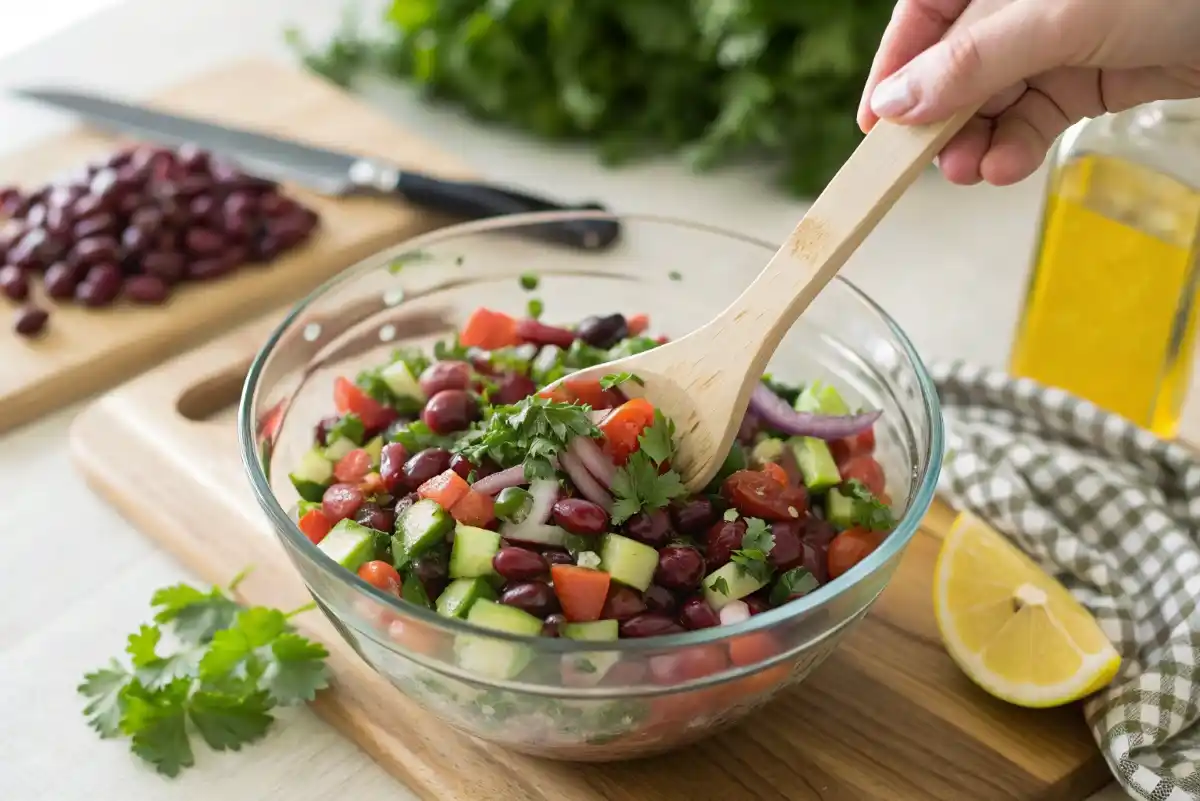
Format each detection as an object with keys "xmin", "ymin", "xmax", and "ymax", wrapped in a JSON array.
[
  {"xmin": 126, "ymin": 624, "xmax": 163, "ymax": 668},
  {"xmin": 722, "ymin": 507, "xmax": 739, "ymax": 522},
  {"xmin": 842, "ymin": 479, "xmax": 897, "ymax": 532},
  {"xmin": 731, "ymin": 518, "xmax": 775, "ymax": 583},
  {"xmin": 519, "ymin": 272, "xmax": 539, "ymax": 290},
  {"xmin": 261, "ymin": 634, "xmax": 330, "ymax": 705},
  {"xmin": 326, "ymin": 413, "xmax": 365, "ymax": 446},
  {"xmin": 386, "ymin": 249, "xmax": 434, "ymax": 274},
  {"xmin": 456, "ymin": 396, "xmax": 600, "ymax": 480},
  {"xmin": 79, "ymin": 661, "xmax": 130, "ymax": 738},
  {"xmin": 199, "ymin": 607, "xmax": 288, "ymax": 685},
  {"xmin": 121, "ymin": 679, "xmax": 194, "ymax": 778},
  {"xmin": 151, "ymin": 583, "xmax": 239, "ymax": 645},
  {"xmin": 434, "ymin": 336, "xmax": 470, "ymax": 362},
  {"xmin": 710, "ymin": 576, "xmax": 730, "ymax": 596},
  {"xmin": 189, "ymin": 689, "xmax": 274, "ymax": 751},
  {"xmin": 637, "ymin": 410, "xmax": 675, "ymax": 466},
  {"xmin": 390, "ymin": 420, "xmax": 456, "ymax": 453},
  {"xmin": 609, "ymin": 451, "xmax": 687, "ymax": 524},
  {"xmin": 599, "ymin": 372, "xmax": 643, "ymax": 391}
]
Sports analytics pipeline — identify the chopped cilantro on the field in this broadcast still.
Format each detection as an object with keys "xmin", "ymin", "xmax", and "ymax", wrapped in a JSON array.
[
  {"xmin": 434, "ymin": 336, "xmax": 470, "ymax": 362},
  {"xmin": 710, "ymin": 577, "xmax": 731, "ymax": 596},
  {"xmin": 606, "ymin": 336, "xmax": 660, "ymax": 359},
  {"xmin": 769, "ymin": 567, "xmax": 820, "ymax": 606},
  {"xmin": 599, "ymin": 372, "xmax": 643, "ymax": 391},
  {"xmin": 519, "ymin": 272, "xmax": 539, "ymax": 291},
  {"xmin": 842, "ymin": 479, "xmax": 897, "ymax": 532},
  {"xmin": 730, "ymin": 518, "xmax": 775, "ymax": 583},
  {"xmin": 386, "ymin": 249, "xmax": 434, "ymax": 274},
  {"xmin": 390, "ymin": 421, "xmax": 455, "ymax": 453},
  {"xmin": 527, "ymin": 297, "xmax": 544, "ymax": 320},
  {"xmin": 668, "ymin": 270, "xmax": 682, "ymax": 281},
  {"xmin": 455, "ymin": 396, "xmax": 600, "ymax": 480},
  {"xmin": 325, "ymin": 413, "xmax": 365, "ymax": 446},
  {"xmin": 609, "ymin": 411, "xmax": 687, "ymax": 524},
  {"xmin": 722, "ymin": 507, "xmax": 739, "ymax": 522}
]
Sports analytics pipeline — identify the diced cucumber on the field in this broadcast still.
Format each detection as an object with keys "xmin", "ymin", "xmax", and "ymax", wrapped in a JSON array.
[
  {"xmin": 436, "ymin": 577, "xmax": 497, "ymax": 619},
  {"xmin": 323, "ymin": 436, "xmax": 357, "ymax": 462},
  {"xmin": 576, "ymin": 551, "xmax": 602, "ymax": 570},
  {"xmin": 379, "ymin": 360, "xmax": 426, "ymax": 404},
  {"xmin": 401, "ymin": 574, "xmax": 434, "ymax": 610},
  {"xmin": 392, "ymin": 499, "xmax": 454, "ymax": 568},
  {"xmin": 449, "ymin": 524, "xmax": 502, "ymax": 579},
  {"xmin": 455, "ymin": 600, "xmax": 542, "ymax": 680},
  {"xmin": 826, "ymin": 488, "xmax": 857, "ymax": 530},
  {"xmin": 317, "ymin": 519, "xmax": 377, "ymax": 572},
  {"xmin": 326, "ymin": 414, "xmax": 365, "ymax": 446},
  {"xmin": 750, "ymin": 437, "xmax": 785, "ymax": 468},
  {"xmin": 702, "ymin": 562, "xmax": 769, "ymax": 610},
  {"xmin": 289, "ymin": 447, "xmax": 333, "ymax": 502},
  {"xmin": 796, "ymin": 380, "xmax": 850, "ymax": 415},
  {"xmin": 562, "ymin": 620, "xmax": 618, "ymax": 641},
  {"xmin": 599, "ymin": 534, "xmax": 658, "ymax": 592},
  {"xmin": 363, "ymin": 435, "xmax": 384, "ymax": 468},
  {"xmin": 790, "ymin": 436, "xmax": 841, "ymax": 491},
  {"xmin": 561, "ymin": 619, "xmax": 620, "ymax": 685}
]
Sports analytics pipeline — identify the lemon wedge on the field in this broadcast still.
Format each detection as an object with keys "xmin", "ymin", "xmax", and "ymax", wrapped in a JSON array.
[{"xmin": 933, "ymin": 510, "xmax": 1120, "ymax": 707}]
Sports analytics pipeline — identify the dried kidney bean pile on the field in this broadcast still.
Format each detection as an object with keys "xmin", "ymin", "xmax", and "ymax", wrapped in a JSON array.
[{"xmin": 0, "ymin": 143, "xmax": 320, "ymax": 337}]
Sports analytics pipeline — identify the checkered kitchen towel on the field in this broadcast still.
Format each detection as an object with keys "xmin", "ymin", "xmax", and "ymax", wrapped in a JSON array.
[{"xmin": 930, "ymin": 362, "xmax": 1200, "ymax": 800}]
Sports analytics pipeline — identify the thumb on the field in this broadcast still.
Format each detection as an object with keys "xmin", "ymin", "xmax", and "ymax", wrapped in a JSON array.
[{"xmin": 869, "ymin": 0, "xmax": 1073, "ymax": 123}]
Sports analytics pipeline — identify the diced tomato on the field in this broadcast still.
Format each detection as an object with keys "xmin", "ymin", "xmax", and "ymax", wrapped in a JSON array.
[
  {"xmin": 830, "ymin": 427, "xmax": 877, "ymax": 465},
  {"xmin": 827, "ymin": 527, "xmax": 886, "ymax": 579},
  {"xmin": 722, "ymin": 470, "xmax": 809, "ymax": 521},
  {"xmin": 838, "ymin": 454, "xmax": 886, "ymax": 497},
  {"xmin": 459, "ymin": 307, "xmax": 519, "ymax": 350},
  {"xmin": 760, "ymin": 462, "xmax": 788, "ymax": 487},
  {"xmin": 387, "ymin": 617, "xmax": 442, "ymax": 656},
  {"xmin": 564, "ymin": 377, "xmax": 623, "ymax": 410},
  {"xmin": 297, "ymin": 508, "xmax": 332, "ymax": 545},
  {"xmin": 598, "ymin": 397, "xmax": 656, "ymax": 465},
  {"xmin": 627, "ymin": 313, "xmax": 650, "ymax": 336},
  {"xmin": 333, "ymin": 376, "xmax": 393, "ymax": 430},
  {"xmin": 536, "ymin": 386, "xmax": 575, "ymax": 404},
  {"xmin": 550, "ymin": 564, "xmax": 610, "ymax": 622},
  {"xmin": 334, "ymin": 448, "xmax": 372, "ymax": 483},
  {"xmin": 450, "ymin": 489, "xmax": 496, "ymax": 528},
  {"xmin": 417, "ymin": 469, "xmax": 471, "ymax": 510},
  {"xmin": 728, "ymin": 630, "xmax": 780, "ymax": 667},
  {"xmin": 726, "ymin": 663, "xmax": 793, "ymax": 701},
  {"xmin": 358, "ymin": 560, "xmax": 402, "ymax": 593}
]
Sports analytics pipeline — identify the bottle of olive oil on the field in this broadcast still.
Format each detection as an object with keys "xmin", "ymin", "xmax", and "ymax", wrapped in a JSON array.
[{"xmin": 1009, "ymin": 101, "xmax": 1200, "ymax": 438}]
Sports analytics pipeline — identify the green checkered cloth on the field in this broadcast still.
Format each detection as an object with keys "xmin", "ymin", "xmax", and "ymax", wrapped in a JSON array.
[{"xmin": 931, "ymin": 363, "xmax": 1200, "ymax": 801}]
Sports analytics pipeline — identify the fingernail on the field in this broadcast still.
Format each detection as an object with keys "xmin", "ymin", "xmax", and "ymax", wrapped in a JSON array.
[{"xmin": 870, "ymin": 72, "xmax": 917, "ymax": 118}]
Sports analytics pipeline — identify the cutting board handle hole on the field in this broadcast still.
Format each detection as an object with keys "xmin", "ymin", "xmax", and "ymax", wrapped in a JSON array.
[{"xmin": 177, "ymin": 367, "xmax": 248, "ymax": 422}]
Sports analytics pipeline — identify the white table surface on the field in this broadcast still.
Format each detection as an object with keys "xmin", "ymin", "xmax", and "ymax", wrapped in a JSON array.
[{"xmin": 0, "ymin": 1, "xmax": 1137, "ymax": 798}]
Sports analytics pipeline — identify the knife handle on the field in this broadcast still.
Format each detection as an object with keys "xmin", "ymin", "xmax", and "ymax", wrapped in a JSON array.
[{"xmin": 388, "ymin": 170, "xmax": 621, "ymax": 251}]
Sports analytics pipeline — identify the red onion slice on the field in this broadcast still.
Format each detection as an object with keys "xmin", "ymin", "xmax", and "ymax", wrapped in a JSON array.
[
  {"xmin": 559, "ymin": 451, "xmax": 613, "ymax": 510},
  {"xmin": 470, "ymin": 464, "xmax": 528, "ymax": 496},
  {"xmin": 568, "ymin": 435, "xmax": 616, "ymax": 488},
  {"xmin": 748, "ymin": 383, "xmax": 881, "ymax": 440}
]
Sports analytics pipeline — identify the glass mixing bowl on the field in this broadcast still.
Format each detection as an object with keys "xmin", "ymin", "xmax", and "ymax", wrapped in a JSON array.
[{"xmin": 239, "ymin": 211, "xmax": 943, "ymax": 760}]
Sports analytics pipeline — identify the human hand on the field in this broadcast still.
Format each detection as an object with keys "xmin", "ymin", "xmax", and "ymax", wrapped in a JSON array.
[{"xmin": 857, "ymin": 0, "xmax": 1200, "ymax": 186}]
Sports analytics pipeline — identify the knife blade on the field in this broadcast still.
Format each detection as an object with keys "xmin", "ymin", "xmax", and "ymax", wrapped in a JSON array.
[{"xmin": 14, "ymin": 87, "xmax": 620, "ymax": 251}]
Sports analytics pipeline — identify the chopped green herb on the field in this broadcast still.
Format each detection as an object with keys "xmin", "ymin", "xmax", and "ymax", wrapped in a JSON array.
[
  {"xmin": 390, "ymin": 421, "xmax": 456, "ymax": 453},
  {"xmin": 326, "ymin": 414, "xmax": 365, "ymax": 446},
  {"xmin": 519, "ymin": 272, "xmax": 540, "ymax": 291},
  {"xmin": 527, "ymin": 298, "xmax": 544, "ymax": 320},
  {"xmin": 599, "ymin": 372, "xmax": 643, "ymax": 391},
  {"xmin": 842, "ymin": 479, "xmax": 897, "ymax": 532},
  {"xmin": 78, "ymin": 578, "xmax": 329, "ymax": 777},
  {"xmin": 668, "ymin": 270, "xmax": 682, "ymax": 281},
  {"xmin": 434, "ymin": 336, "xmax": 470, "ymax": 362},
  {"xmin": 606, "ymin": 336, "xmax": 660, "ymax": 360},
  {"xmin": 609, "ymin": 412, "xmax": 687, "ymax": 524},
  {"xmin": 769, "ymin": 567, "xmax": 820, "ymax": 606},
  {"xmin": 722, "ymin": 507, "xmax": 740, "ymax": 522},
  {"xmin": 731, "ymin": 518, "xmax": 775, "ymax": 583},
  {"xmin": 487, "ymin": 347, "xmax": 534, "ymax": 376},
  {"xmin": 710, "ymin": 577, "xmax": 731, "ymax": 597},
  {"xmin": 386, "ymin": 249, "xmax": 434, "ymax": 274},
  {"xmin": 456, "ymin": 396, "xmax": 600, "ymax": 480}
]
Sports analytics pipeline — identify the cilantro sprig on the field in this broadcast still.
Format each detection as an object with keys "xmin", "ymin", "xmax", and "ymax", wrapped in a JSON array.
[
  {"xmin": 79, "ymin": 575, "xmax": 330, "ymax": 777},
  {"xmin": 610, "ymin": 410, "xmax": 687, "ymax": 524},
  {"xmin": 842, "ymin": 479, "xmax": 896, "ymax": 532},
  {"xmin": 599, "ymin": 372, "xmax": 643, "ymax": 391},
  {"xmin": 456, "ymin": 395, "xmax": 600, "ymax": 480},
  {"xmin": 730, "ymin": 517, "xmax": 775, "ymax": 583}
]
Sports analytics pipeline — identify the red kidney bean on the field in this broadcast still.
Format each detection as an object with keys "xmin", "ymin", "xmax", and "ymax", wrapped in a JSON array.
[
  {"xmin": 267, "ymin": 215, "xmax": 311, "ymax": 248},
  {"xmin": 448, "ymin": 453, "xmax": 474, "ymax": 480},
  {"xmin": 669, "ymin": 497, "xmax": 717, "ymax": 536},
  {"xmin": 258, "ymin": 193, "xmax": 296, "ymax": 217},
  {"xmin": 541, "ymin": 549, "xmax": 574, "ymax": 567},
  {"xmin": 221, "ymin": 211, "xmax": 256, "ymax": 243},
  {"xmin": 705, "ymin": 519, "xmax": 746, "ymax": 569},
  {"xmin": 419, "ymin": 361, "xmax": 472, "ymax": 397},
  {"xmin": 490, "ymin": 372, "xmax": 537, "ymax": 405},
  {"xmin": 188, "ymin": 194, "xmax": 218, "ymax": 222},
  {"xmin": 601, "ymin": 586, "xmax": 647, "ymax": 621},
  {"xmin": 249, "ymin": 234, "xmax": 282, "ymax": 263},
  {"xmin": 9, "ymin": 229, "xmax": 51, "ymax": 270},
  {"xmin": 184, "ymin": 227, "xmax": 225, "ymax": 256},
  {"xmin": 72, "ymin": 213, "xmax": 117, "ymax": 239},
  {"xmin": 185, "ymin": 255, "xmax": 235, "ymax": 281},
  {"xmin": 799, "ymin": 517, "xmax": 837, "ymax": 584},
  {"xmin": 575, "ymin": 313, "xmax": 628, "ymax": 349},
  {"xmin": 401, "ymin": 448, "xmax": 453, "ymax": 490},
  {"xmin": 43, "ymin": 206, "xmax": 72, "ymax": 238},
  {"xmin": 354, "ymin": 502, "xmax": 395, "ymax": 534},
  {"xmin": 223, "ymin": 191, "xmax": 256, "ymax": 216},
  {"xmin": 175, "ymin": 176, "xmax": 213, "ymax": 199},
  {"xmin": 655, "ymin": 545, "xmax": 706, "ymax": 591},
  {"xmin": 322, "ymin": 482, "xmax": 364, "ymax": 522},
  {"xmin": 313, "ymin": 415, "xmax": 340, "ymax": 447},
  {"xmin": 176, "ymin": 143, "xmax": 209, "ymax": 173},
  {"xmin": 130, "ymin": 206, "xmax": 165, "ymax": 231},
  {"xmin": 625, "ymin": 509, "xmax": 673, "ymax": 548},
  {"xmin": 0, "ymin": 265, "xmax": 29, "ymax": 301},
  {"xmin": 120, "ymin": 225, "xmax": 153, "ymax": 255},
  {"xmin": 141, "ymin": 251, "xmax": 185, "ymax": 283},
  {"xmin": 224, "ymin": 245, "xmax": 248, "ymax": 270},
  {"xmin": 378, "ymin": 442, "xmax": 410, "ymax": 494},
  {"xmin": 410, "ymin": 551, "xmax": 449, "ymax": 599},
  {"xmin": 75, "ymin": 263, "xmax": 123, "ymax": 307},
  {"xmin": 124, "ymin": 274, "xmax": 170, "ymax": 305},
  {"xmin": 744, "ymin": 593, "xmax": 772, "ymax": 616},
  {"xmin": 515, "ymin": 318, "xmax": 575, "ymax": 349},
  {"xmin": 70, "ymin": 235, "xmax": 119, "ymax": 268},
  {"xmin": 541, "ymin": 613, "xmax": 567, "ymax": 638},
  {"xmin": 43, "ymin": 261, "xmax": 83, "ymax": 299},
  {"xmin": 24, "ymin": 204, "xmax": 47, "ymax": 229},
  {"xmin": 500, "ymin": 580, "xmax": 559, "ymax": 618},
  {"xmin": 643, "ymin": 584, "xmax": 678, "ymax": 616},
  {"xmin": 13, "ymin": 305, "xmax": 48, "ymax": 337},
  {"xmin": 768, "ymin": 520, "xmax": 805, "ymax": 571},
  {"xmin": 421, "ymin": 389, "xmax": 479, "ymax": 435},
  {"xmin": 551, "ymin": 498, "xmax": 608, "ymax": 536},
  {"xmin": 493, "ymin": 547, "xmax": 548, "ymax": 582},
  {"xmin": 619, "ymin": 613, "xmax": 684, "ymax": 639},
  {"xmin": 678, "ymin": 597, "xmax": 720, "ymax": 630}
]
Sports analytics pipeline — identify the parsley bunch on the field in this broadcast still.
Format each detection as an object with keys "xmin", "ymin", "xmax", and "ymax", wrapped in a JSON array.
[
  {"xmin": 456, "ymin": 396, "xmax": 601, "ymax": 480},
  {"xmin": 610, "ymin": 410, "xmax": 687, "ymax": 524},
  {"xmin": 841, "ymin": 479, "xmax": 897, "ymax": 531},
  {"xmin": 79, "ymin": 576, "xmax": 330, "ymax": 777}
]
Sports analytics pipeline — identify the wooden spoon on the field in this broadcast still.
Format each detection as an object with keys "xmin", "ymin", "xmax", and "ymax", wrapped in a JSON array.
[{"xmin": 550, "ymin": 109, "xmax": 988, "ymax": 491}]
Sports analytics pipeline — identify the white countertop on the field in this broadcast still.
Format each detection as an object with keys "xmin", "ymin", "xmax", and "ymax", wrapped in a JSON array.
[{"xmin": 0, "ymin": 1, "xmax": 1128, "ymax": 799}]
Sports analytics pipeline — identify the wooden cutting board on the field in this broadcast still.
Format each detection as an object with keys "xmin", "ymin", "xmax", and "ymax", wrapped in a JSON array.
[
  {"xmin": 0, "ymin": 58, "xmax": 469, "ymax": 434},
  {"xmin": 68, "ymin": 312, "xmax": 1113, "ymax": 801}
]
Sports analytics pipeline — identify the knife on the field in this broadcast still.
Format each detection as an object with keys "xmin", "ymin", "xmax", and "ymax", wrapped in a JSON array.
[{"xmin": 13, "ymin": 87, "xmax": 621, "ymax": 252}]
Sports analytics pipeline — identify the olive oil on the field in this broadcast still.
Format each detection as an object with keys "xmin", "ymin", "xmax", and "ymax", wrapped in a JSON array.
[{"xmin": 1010, "ymin": 104, "xmax": 1200, "ymax": 438}]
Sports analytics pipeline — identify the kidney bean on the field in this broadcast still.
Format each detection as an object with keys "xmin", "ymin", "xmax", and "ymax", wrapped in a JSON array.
[
  {"xmin": 0, "ymin": 265, "xmax": 29, "ymax": 301},
  {"xmin": 120, "ymin": 225, "xmax": 153, "ymax": 256},
  {"xmin": 678, "ymin": 597, "xmax": 720, "ymax": 630},
  {"xmin": 221, "ymin": 211, "xmax": 256, "ymax": 243},
  {"xmin": 75, "ymin": 263, "xmax": 124, "ymax": 307},
  {"xmin": 268, "ymin": 215, "xmax": 312, "ymax": 248},
  {"xmin": 72, "ymin": 212, "xmax": 117, "ymax": 239},
  {"xmin": 493, "ymin": 547, "xmax": 548, "ymax": 582},
  {"xmin": 541, "ymin": 549, "xmax": 574, "ymax": 567},
  {"xmin": 541, "ymin": 613, "xmax": 567, "ymax": 638},
  {"xmin": 515, "ymin": 318, "xmax": 575, "ymax": 349},
  {"xmin": 768, "ymin": 520, "xmax": 805, "ymax": 571},
  {"xmin": 0, "ymin": 190, "xmax": 25, "ymax": 216},
  {"xmin": 355, "ymin": 502, "xmax": 395, "ymax": 534},
  {"xmin": 258, "ymin": 193, "xmax": 295, "ymax": 217},
  {"xmin": 249, "ymin": 233, "xmax": 282, "ymax": 263},
  {"xmin": 13, "ymin": 305, "xmax": 48, "ymax": 337},
  {"xmin": 378, "ymin": 442, "xmax": 410, "ymax": 493},
  {"xmin": 43, "ymin": 262, "xmax": 83, "ymax": 299},
  {"xmin": 186, "ymin": 255, "xmax": 236, "ymax": 281},
  {"xmin": 799, "ymin": 517, "xmax": 838, "ymax": 584},
  {"xmin": 448, "ymin": 454, "xmax": 474, "ymax": 480},
  {"xmin": 421, "ymin": 389, "xmax": 479, "ymax": 435},
  {"xmin": 643, "ymin": 584, "xmax": 678, "ymax": 615},
  {"xmin": 625, "ymin": 509, "xmax": 673, "ymax": 548},
  {"xmin": 322, "ymin": 482, "xmax": 364, "ymax": 522},
  {"xmin": 500, "ymin": 580, "xmax": 559, "ymax": 618},
  {"xmin": 9, "ymin": 229, "xmax": 53, "ymax": 270},
  {"xmin": 42, "ymin": 206, "xmax": 72, "ymax": 239},
  {"xmin": 411, "ymin": 551, "xmax": 450, "ymax": 599},
  {"xmin": 419, "ymin": 361, "xmax": 472, "ymax": 397},
  {"xmin": 401, "ymin": 448, "xmax": 453, "ymax": 490},
  {"xmin": 669, "ymin": 497, "xmax": 717, "ymax": 536},
  {"xmin": 619, "ymin": 613, "xmax": 684, "ymax": 639},
  {"xmin": 576, "ymin": 313, "xmax": 628, "ymax": 349},
  {"xmin": 655, "ymin": 545, "xmax": 706, "ymax": 591},
  {"xmin": 124, "ymin": 274, "xmax": 170, "ymax": 305},
  {"xmin": 490, "ymin": 372, "xmax": 537, "ymax": 405},
  {"xmin": 70, "ymin": 235, "xmax": 119, "ymax": 268},
  {"xmin": 551, "ymin": 498, "xmax": 608, "ymax": 536},
  {"xmin": 601, "ymin": 586, "xmax": 647, "ymax": 621},
  {"xmin": 744, "ymin": 593, "xmax": 772, "ymax": 616},
  {"xmin": 705, "ymin": 519, "xmax": 746, "ymax": 569},
  {"xmin": 141, "ymin": 251, "xmax": 185, "ymax": 283},
  {"xmin": 183, "ymin": 227, "xmax": 225, "ymax": 256},
  {"xmin": 24, "ymin": 204, "xmax": 47, "ymax": 229}
]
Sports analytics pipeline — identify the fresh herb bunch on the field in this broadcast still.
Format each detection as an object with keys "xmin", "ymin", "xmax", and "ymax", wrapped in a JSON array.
[
  {"xmin": 79, "ymin": 574, "xmax": 330, "ymax": 777},
  {"xmin": 456, "ymin": 395, "xmax": 601, "ymax": 479},
  {"xmin": 286, "ymin": 0, "xmax": 894, "ymax": 195}
]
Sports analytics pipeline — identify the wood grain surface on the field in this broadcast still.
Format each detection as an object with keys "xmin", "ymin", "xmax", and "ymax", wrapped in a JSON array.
[
  {"xmin": 0, "ymin": 58, "xmax": 468, "ymax": 434},
  {"xmin": 69, "ymin": 313, "xmax": 1112, "ymax": 801}
]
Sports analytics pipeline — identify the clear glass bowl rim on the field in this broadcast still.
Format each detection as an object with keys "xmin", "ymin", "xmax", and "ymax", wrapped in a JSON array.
[{"xmin": 237, "ymin": 210, "xmax": 945, "ymax": 654}]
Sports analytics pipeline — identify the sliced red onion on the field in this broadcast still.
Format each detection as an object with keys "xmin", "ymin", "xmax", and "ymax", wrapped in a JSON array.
[
  {"xmin": 559, "ymin": 451, "xmax": 613, "ymax": 510},
  {"xmin": 500, "ymin": 523, "xmax": 568, "ymax": 548},
  {"xmin": 568, "ymin": 435, "xmax": 616, "ymax": 488},
  {"xmin": 748, "ymin": 383, "xmax": 881, "ymax": 440},
  {"xmin": 470, "ymin": 464, "xmax": 528, "ymax": 496}
]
